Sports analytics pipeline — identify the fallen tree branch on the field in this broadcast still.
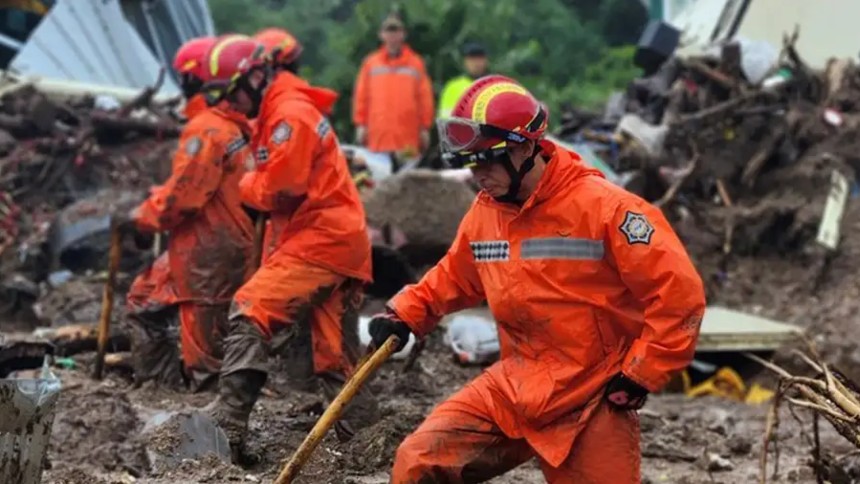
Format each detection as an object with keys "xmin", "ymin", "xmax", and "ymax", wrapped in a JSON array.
[{"xmin": 655, "ymin": 150, "xmax": 700, "ymax": 208}]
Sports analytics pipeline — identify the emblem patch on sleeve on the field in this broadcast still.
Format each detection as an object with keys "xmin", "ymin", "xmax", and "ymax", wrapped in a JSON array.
[
  {"xmin": 619, "ymin": 211, "xmax": 655, "ymax": 245},
  {"xmin": 184, "ymin": 136, "xmax": 202, "ymax": 156},
  {"xmin": 271, "ymin": 122, "xmax": 292, "ymax": 144}
]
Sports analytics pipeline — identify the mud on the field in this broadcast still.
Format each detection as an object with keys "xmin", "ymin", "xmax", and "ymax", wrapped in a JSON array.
[{"xmin": 30, "ymin": 200, "xmax": 860, "ymax": 484}]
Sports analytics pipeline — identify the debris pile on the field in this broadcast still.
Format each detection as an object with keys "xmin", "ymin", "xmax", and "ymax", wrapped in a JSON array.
[
  {"xmin": 362, "ymin": 169, "xmax": 477, "ymax": 267},
  {"xmin": 0, "ymin": 74, "xmax": 182, "ymax": 332},
  {"xmin": 559, "ymin": 32, "xmax": 859, "ymax": 259}
]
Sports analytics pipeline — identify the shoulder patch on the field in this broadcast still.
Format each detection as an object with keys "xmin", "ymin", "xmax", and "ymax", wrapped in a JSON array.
[
  {"xmin": 619, "ymin": 211, "xmax": 654, "ymax": 245},
  {"xmin": 271, "ymin": 122, "xmax": 292, "ymax": 145},
  {"xmin": 184, "ymin": 136, "xmax": 202, "ymax": 156}
]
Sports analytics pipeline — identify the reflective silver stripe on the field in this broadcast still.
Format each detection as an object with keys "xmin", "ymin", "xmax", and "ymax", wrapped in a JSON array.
[
  {"xmin": 225, "ymin": 137, "xmax": 247, "ymax": 156},
  {"xmin": 369, "ymin": 66, "xmax": 420, "ymax": 78},
  {"xmin": 317, "ymin": 118, "xmax": 331, "ymax": 138},
  {"xmin": 521, "ymin": 237, "xmax": 604, "ymax": 260}
]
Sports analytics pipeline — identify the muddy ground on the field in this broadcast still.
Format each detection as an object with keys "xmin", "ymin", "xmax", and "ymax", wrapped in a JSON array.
[
  {"xmin": 24, "ymin": 200, "xmax": 860, "ymax": 484},
  {"xmin": 36, "ymin": 335, "xmax": 860, "ymax": 484}
]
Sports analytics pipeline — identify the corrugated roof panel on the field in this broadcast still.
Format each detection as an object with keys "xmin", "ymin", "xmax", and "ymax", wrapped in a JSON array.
[{"xmin": 9, "ymin": 0, "xmax": 178, "ymax": 93}]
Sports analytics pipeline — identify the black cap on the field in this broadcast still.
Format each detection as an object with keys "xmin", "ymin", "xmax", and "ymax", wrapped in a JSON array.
[{"xmin": 461, "ymin": 42, "xmax": 487, "ymax": 57}]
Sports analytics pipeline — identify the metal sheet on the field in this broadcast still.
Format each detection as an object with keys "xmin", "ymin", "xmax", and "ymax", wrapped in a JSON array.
[
  {"xmin": 121, "ymin": 0, "xmax": 215, "ymax": 86},
  {"xmin": 9, "ymin": 0, "xmax": 179, "ymax": 94},
  {"xmin": 445, "ymin": 305, "xmax": 801, "ymax": 353},
  {"xmin": 816, "ymin": 169, "xmax": 850, "ymax": 251},
  {"xmin": 0, "ymin": 368, "xmax": 61, "ymax": 484},
  {"xmin": 697, "ymin": 306, "xmax": 801, "ymax": 352}
]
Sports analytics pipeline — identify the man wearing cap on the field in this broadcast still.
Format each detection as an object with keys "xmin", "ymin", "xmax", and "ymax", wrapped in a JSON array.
[
  {"xmin": 437, "ymin": 41, "xmax": 490, "ymax": 119},
  {"xmin": 353, "ymin": 10, "xmax": 434, "ymax": 155}
]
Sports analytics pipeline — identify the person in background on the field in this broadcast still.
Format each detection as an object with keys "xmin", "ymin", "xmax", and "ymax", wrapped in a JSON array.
[
  {"xmin": 352, "ymin": 10, "xmax": 434, "ymax": 156},
  {"xmin": 437, "ymin": 41, "xmax": 490, "ymax": 118}
]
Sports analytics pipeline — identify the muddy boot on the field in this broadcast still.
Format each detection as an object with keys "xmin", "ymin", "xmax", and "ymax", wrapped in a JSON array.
[
  {"xmin": 208, "ymin": 315, "xmax": 270, "ymax": 465},
  {"xmin": 129, "ymin": 309, "xmax": 184, "ymax": 389},
  {"xmin": 320, "ymin": 371, "xmax": 380, "ymax": 443},
  {"xmin": 207, "ymin": 369, "xmax": 266, "ymax": 464}
]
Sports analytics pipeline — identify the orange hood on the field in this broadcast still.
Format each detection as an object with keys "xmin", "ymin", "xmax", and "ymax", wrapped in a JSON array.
[{"xmin": 261, "ymin": 71, "xmax": 339, "ymax": 119}]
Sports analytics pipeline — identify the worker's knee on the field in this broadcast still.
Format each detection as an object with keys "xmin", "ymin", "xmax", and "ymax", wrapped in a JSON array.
[{"xmin": 391, "ymin": 433, "xmax": 428, "ymax": 483}]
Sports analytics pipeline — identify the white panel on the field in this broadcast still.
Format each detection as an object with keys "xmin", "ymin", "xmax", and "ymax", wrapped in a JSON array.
[{"xmin": 10, "ymin": 0, "xmax": 178, "ymax": 94}]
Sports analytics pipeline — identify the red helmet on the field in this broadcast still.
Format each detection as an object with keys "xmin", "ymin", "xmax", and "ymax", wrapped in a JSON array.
[
  {"xmin": 204, "ymin": 34, "xmax": 266, "ymax": 92},
  {"xmin": 253, "ymin": 27, "xmax": 303, "ymax": 65},
  {"xmin": 439, "ymin": 75, "xmax": 548, "ymax": 154},
  {"xmin": 173, "ymin": 36, "xmax": 217, "ymax": 81}
]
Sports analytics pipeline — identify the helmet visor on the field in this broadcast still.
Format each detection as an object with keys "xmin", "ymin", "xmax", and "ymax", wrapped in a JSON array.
[{"xmin": 437, "ymin": 117, "xmax": 529, "ymax": 153}]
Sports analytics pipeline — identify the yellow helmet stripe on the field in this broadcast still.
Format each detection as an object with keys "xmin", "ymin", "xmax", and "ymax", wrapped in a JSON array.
[
  {"xmin": 209, "ymin": 35, "xmax": 249, "ymax": 77},
  {"xmin": 471, "ymin": 82, "xmax": 527, "ymax": 123}
]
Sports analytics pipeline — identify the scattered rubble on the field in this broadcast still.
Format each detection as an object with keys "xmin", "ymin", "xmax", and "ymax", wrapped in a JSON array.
[
  {"xmin": 560, "ymin": 32, "xmax": 860, "ymax": 262},
  {"xmin": 362, "ymin": 169, "xmax": 477, "ymax": 266}
]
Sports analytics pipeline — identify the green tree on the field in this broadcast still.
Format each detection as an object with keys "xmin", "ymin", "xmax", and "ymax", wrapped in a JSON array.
[{"xmin": 207, "ymin": 0, "xmax": 642, "ymax": 138}]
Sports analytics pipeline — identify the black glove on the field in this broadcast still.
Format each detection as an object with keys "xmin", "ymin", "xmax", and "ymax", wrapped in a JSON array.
[
  {"xmin": 604, "ymin": 373, "xmax": 649, "ymax": 410},
  {"xmin": 368, "ymin": 311, "xmax": 412, "ymax": 353}
]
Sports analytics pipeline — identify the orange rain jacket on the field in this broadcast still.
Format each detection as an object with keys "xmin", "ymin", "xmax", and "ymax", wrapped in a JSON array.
[
  {"xmin": 389, "ymin": 141, "xmax": 706, "ymax": 467},
  {"xmin": 240, "ymin": 71, "xmax": 372, "ymax": 282},
  {"xmin": 134, "ymin": 100, "xmax": 255, "ymax": 303},
  {"xmin": 127, "ymin": 95, "xmax": 209, "ymax": 311},
  {"xmin": 353, "ymin": 45, "xmax": 434, "ymax": 153}
]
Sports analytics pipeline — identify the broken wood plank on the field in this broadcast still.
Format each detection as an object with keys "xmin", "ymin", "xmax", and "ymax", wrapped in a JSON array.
[{"xmin": 31, "ymin": 322, "xmax": 130, "ymax": 357}]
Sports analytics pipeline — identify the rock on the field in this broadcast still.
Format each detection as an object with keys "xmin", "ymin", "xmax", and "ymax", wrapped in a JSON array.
[
  {"xmin": 727, "ymin": 434, "xmax": 753, "ymax": 455},
  {"xmin": 707, "ymin": 453, "xmax": 734, "ymax": 472},
  {"xmin": 362, "ymin": 170, "xmax": 476, "ymax": 264},
  {"xmin": 140, "ymin": 411, "xmax": 230, "ymax": 472}
]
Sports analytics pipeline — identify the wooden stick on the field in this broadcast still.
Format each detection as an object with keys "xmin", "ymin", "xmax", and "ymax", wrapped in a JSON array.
[
  {"xmin": 251, "ymin": 213, "xmax": 267, "ymax": 270},
  {"xmin": 93, "ymin": 221, "xmax": 122, "ymax": 380},
  {"xmin": 274, "ymin": 336, "xmax": 400, "ymax": 484},
  {"xmin": 402, "ymin": 338, "xmax": 426, "ymax": 373}
]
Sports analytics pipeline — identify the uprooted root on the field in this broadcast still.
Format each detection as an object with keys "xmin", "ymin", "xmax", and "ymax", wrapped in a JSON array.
[{"xmin": 746, "ymin": 341, "xmax": 860, "ymax": 483}]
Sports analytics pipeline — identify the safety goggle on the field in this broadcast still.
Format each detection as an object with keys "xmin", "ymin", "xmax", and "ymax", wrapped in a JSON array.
[
  {"xmin": 441, "ymin": 147, "xmax": 509, "ymax": 169},
  {"xmin": 437, "ymin": 117, "xmax": 529, "ymax": 154}
]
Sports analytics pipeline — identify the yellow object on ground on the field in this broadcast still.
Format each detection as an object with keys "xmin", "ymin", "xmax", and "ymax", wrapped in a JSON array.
[{"xmin": 682, "ymin": 366, "xmax": 774, "ymax": 404}]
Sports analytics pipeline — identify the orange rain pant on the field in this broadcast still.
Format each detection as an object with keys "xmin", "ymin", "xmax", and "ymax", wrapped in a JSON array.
[
  {"xmin": 127, "ymin": 254, "xmax": 230, "ymax": 389},
  {"xmin": 229, "ymin": 254, "xmax": 362, "ymax": 378},
  {"xmin": 392, "ymin": 373, "xmax": 641, "ymax": 484},
  {"xmin": 178, "ymin": 303, "xmax": 229, "ymax": 386}
]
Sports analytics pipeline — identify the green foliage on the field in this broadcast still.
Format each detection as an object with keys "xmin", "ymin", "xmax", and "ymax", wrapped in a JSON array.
[{"xmin": 207, "ymin": 0, "xmax": 643, "ymax": 136}]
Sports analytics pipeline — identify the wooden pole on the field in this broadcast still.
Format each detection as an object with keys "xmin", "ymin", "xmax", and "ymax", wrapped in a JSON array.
[
  {"xmin": 93, "ymin": 221, "xmax": 122, "ymax": 380},
  {"xmin": 251, "ymin": 213, "xmax": 267, "ymax": 270},
  {"xmin": 273, "ymin": 336, "xmax": 400, "ymax": 484}
]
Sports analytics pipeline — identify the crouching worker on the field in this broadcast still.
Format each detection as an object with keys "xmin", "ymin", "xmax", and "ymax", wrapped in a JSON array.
[
  {"xmin": 127, "ymin": 35, "xmax": 255, "ymax": 392},
  {"xmin": 200, "ymin": 36, "xmax": 378, "ymax": 462},
  {"xmin": 368, "ymin": 76, "xmax": 707, "ymax": 483}
]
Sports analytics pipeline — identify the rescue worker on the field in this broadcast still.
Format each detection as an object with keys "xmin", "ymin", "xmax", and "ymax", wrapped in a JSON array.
[
  {"xmin": 352, "ymin": 10, "xmax": 434, "ymax": 155},
  {"xmin": 252, "ymin": 27, "xmax": 303, "ymax": 73},
  {"xmin": 127, "ymin": 35, "xmax": 255, "ymax": 392},
  {"xmin": 201, "ymin": 36, "xmax": 377, "ymax": 461},
  {"xmin": 437, "ymin": 41, "xmax": 490, "ymax": 118},
  {"xmin": 368, "ymin": 76, "xmax": 707, "ymax": 483}
]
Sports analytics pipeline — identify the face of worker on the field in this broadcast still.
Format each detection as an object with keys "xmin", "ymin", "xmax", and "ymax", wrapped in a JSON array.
[
  {"xmin": 380, "ymin": 25, "xmax": 405, "ymax": 52},
  {"xmin": 231, "ymin": 69, "xmax": 266, "ymax": 117},
  {"xmin": 470, "ymin": 140, "xmax": 535, "ymax": 199},
  {"xmin": 464, "ymin": 55, "xmax": 488, "ymax": 78}
]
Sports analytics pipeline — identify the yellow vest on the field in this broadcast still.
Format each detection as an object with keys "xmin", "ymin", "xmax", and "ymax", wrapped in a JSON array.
[{"xmin": 437, "ymin": 75, "xmax": 474, "ymax": 118}]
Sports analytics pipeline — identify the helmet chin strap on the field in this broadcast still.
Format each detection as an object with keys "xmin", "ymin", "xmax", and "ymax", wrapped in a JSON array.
[
  {"xmin": 492, "ymin": 144, "xmax": 541, "ymax": 204},
  {"xmin": 236, "ymin": 68, "xmax": 270, "ymax": 119}
]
